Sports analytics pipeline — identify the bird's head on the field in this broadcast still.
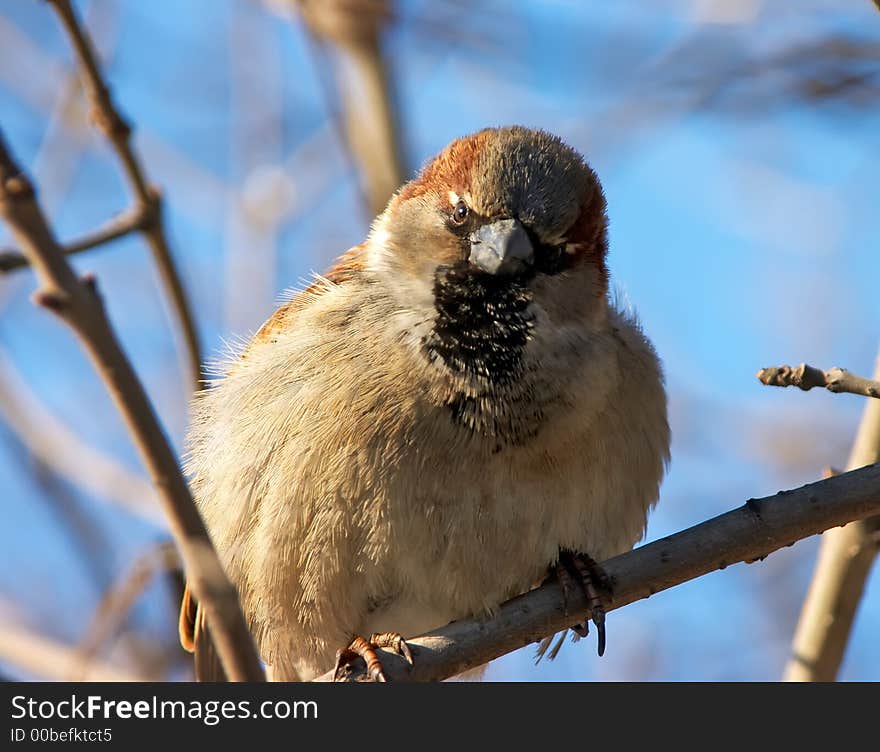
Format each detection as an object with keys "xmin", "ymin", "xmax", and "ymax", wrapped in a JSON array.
[{"xmin": 366, "ymin": 126, "xmax": 609, "ymax": 385}]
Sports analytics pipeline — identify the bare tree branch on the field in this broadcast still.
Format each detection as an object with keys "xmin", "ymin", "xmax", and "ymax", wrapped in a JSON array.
[
  {"xmin": 784, "ymin": 355, "xmax": 880, "ymax": 681},
  {"xmin": 0, "ymin": 202, "xmax": 152, "ymax": 273},
  {"xmin": 0, "ymin": 133, "xmax": 264, "ymax": 682},
  {"xmin": 44, "ymin": 0, "xmax": 203, "ymax": 392},
  {"xmin": 757, "ymin": 362, "xmax": 880, "ymax": 399},
  {"xmin": 318, "ymin": 461, "xmax": 880, "ymax": 682}
]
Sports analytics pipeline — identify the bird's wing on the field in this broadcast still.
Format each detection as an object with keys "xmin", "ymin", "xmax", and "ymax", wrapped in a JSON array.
[
  {"xmin": 178, "ymin": 243, "xmax": 367, "ymax": 680},
  {"xmin": 245, "ymin": 242, "xmax": 368, "ymax": 355}
]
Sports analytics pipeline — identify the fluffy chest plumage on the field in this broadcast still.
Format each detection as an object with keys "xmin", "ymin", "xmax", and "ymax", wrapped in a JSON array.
[
  {"xmin": 356, "ymin": 312, "xmax": 647, "ymax": 635},
  {"xmin": 187, "ymin": 281, "xmax": 668, "ymax": 678}
]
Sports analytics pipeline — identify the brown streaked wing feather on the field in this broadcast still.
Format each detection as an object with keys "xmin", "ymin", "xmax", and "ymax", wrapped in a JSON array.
[
  {"xmin": 186, "ymin": 245, "xmax": 367, "ymax": 677},
  {"xmin": 244, "ymin": 243, "xmax": 368, "ymax": 356},
  {"xmin": 181, "ymin": 245, "xmax": 369, "ymax": 679}
]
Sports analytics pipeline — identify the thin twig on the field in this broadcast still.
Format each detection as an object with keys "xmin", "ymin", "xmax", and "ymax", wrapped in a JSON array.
[
  {"xmin": 757, "ymin": 363, "xmax": 880, "ymax": 399},
  {"xmin": 45, "ymin": 0, "xmax": 202, "ymax": 392},
  {"xmin": 0, "ymin": 202, "xmax": 152, "ymax": 273},
  {"xmin": 317, "ymin": 461, "xmax": 880, "ymax": 681},
  {"xmin": 0, "ymin": 133, "xmax": 264, "ymax": 681}
]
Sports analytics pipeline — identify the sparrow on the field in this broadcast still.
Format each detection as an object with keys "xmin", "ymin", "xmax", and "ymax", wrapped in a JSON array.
[{"xmin": 179, "ymin": 126, "xmax": 669, "ymax": 681}]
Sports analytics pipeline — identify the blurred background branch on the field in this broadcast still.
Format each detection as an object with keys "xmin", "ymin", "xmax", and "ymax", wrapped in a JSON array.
[
  {"xmin": 291, "ymin": 0, "xmax": 405, "ymax": 215},
  {"xmin": 0, "ymin": 202, "xmax": 154, "ymax": 274},
  {"xmin": 783, "ymin": 355, "xmax": 880, "ymax": 681},
  {"xmin": 0, "ymin": 347, "xmax": 162, "ymax": 525},
  {"xmin": 70, "ymin": 541, "xmax": 182, "ymax": 681},
  {"xmin": 0, "ymin": 614, "xmax": 148, "ymax": 682}
]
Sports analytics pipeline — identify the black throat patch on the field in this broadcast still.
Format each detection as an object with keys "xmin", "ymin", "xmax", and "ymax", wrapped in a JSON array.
[{"xmin": 424, "ymin": 261, "xmax": 535, "ymax": 385}]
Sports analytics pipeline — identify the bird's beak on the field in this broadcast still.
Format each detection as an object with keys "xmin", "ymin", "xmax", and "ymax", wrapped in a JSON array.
[{"xmin": 468, "ymin": 218, "xmax": 534, "ymax": 276}]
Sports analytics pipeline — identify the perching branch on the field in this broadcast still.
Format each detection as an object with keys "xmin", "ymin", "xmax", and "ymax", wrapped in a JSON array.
[
  {"xmin": 318, "ymin": 461, "xmax": 880, "ymax": 682},
  {"xmin": 783, "ymin": 355, "xmax": 880, "ymax": 681},
  {"xmin": 0, "ymin": 132, "xmax": 264, "ymax": 682},
  {"xmin": 757, "ymin": 363, "xmax": 880, "ymax": 399},
  {"xmin": 0, "ymin": 201, "xmax": 152, "ymax": 273},
  {"xmin": 43, "ymin": 0, "xmax": 202, "ymax": 392}
]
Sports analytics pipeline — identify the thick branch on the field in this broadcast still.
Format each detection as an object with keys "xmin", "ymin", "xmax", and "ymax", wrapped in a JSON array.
[
  {"xmin": 0, "ymin": 202, "xmax": 151, "ymax": 273},
  {"xmin": 757, "ymin": 363, "xmax": 880, "ymax": 399},
  {"xmin": 0, "ymin": 133, "xmax": 264, "ymax": 681},
  {"xmin": 318, "ymin": 462, "xmax": 880, "ymax": 681},
  {"xmin": 46, "ymin": 0, "xmax": 202, "ymax": 392}
]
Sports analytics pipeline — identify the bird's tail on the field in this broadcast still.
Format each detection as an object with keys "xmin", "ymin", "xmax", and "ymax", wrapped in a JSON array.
[
  {"xmin": 534, "ymin": 628, "xmax": 578, "ymax": 663},
  {"xmin": 179, "ymin": 584, "xmax": 227, "ymax": 681}
]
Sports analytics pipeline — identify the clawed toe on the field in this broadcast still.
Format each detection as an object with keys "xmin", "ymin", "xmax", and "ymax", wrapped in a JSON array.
[
  {"xmin": 556, "ymin": 550, "xmax": 611, "ymax": 657},
  {"xmin": 332, "ymin": 632, "xmax": 413, "ymax": 682},
  {"xmin": 370, "ymin": 631, "xmax": 414, "ymax": 665}
]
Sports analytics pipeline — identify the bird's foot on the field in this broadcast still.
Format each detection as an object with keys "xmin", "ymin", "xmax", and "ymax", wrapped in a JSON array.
[
  {"xmin": 555, "ymin": 550, "xmax": 612, "ymax": 657},
  {"xmin": 332, "ymin": 632, "xmax": 413, "ymax": 682}
]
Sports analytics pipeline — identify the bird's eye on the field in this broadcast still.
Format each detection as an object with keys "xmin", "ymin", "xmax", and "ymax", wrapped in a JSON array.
[{"xmin": 452, "ymin": 200, "xmax": 469, "ymax": 224}]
